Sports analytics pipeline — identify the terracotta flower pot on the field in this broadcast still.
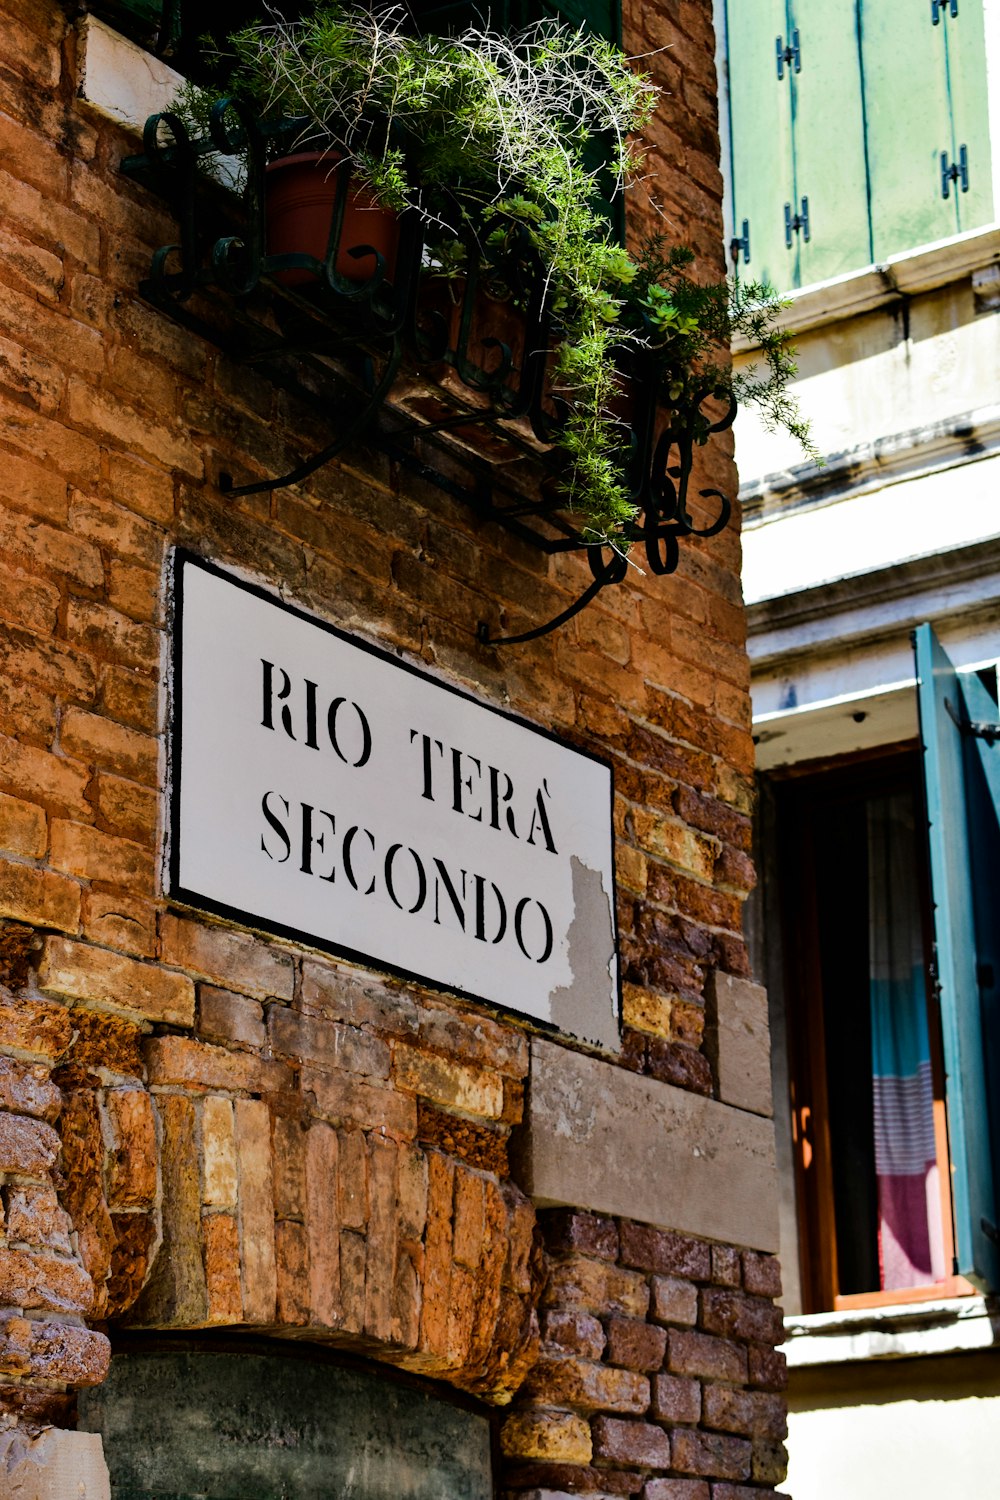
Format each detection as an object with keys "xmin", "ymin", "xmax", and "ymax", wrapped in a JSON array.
[{"xmin": 265, "ymin": 152, "xmax": 399, "ymax": 287}]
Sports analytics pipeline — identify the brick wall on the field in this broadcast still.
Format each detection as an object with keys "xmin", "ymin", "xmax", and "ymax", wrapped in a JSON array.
[{"xmin": 0, "ymin": 1, "xmax": 784, "ymax": 1496}]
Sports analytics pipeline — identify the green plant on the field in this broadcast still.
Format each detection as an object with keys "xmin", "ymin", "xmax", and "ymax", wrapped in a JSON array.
[{"xmin": 175, "ymin": 4, "xmax": 812, "ymax": 543}]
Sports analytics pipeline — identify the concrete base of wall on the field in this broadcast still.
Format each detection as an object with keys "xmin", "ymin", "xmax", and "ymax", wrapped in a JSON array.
[{"xmin": 0, "ymin": 1428, "xmax": 110, "ymax": 1500}]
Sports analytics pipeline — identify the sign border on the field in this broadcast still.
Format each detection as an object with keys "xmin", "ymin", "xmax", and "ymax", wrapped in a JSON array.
[{"xmin": 167, "ymin": 549, "xmax": 622, "ymax": 1042}]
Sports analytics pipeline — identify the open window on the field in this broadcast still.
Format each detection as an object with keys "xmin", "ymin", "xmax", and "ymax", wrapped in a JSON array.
[{"xmin": 764, "ymin": 625, "xmax": 1000, "ymax": 1313}]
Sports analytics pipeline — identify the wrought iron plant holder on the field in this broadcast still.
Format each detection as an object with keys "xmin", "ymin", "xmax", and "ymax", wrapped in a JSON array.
[{"xmin": 122, "ymin": 101, "xmax": 734, "ymax": 644}]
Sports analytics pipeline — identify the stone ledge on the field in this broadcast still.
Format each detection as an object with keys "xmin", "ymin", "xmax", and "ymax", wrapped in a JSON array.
[
  {"xmin": 0, "ymin": 1428, "xmax": 110, "ymax": 1500},
  {"xmin": 517, "ymin": 1039, "xmax": 779, "ymax": 1253}
]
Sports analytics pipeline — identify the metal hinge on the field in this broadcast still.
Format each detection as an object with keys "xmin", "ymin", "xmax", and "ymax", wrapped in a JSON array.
[
  {"xmin": 784, "ymin": 197, "xmax": 810, "ymax": 247},
  {"xmin": 941, "ymin": 146, "xmax": 969, "ymax": 197},
  {"xmin": 729, "ymin": 219, "xmax": 751, "ymax": 267},
  {"xmin": 931, "ymin": 0, "xmax": 958, "ymax": 22},
  {"xmin": 944, "ymin": 696, "xmax": 1000, "ymax": 744},
  {"xmin": 775, "ymin": 30, "xmax": 801, "ymax": 79}
]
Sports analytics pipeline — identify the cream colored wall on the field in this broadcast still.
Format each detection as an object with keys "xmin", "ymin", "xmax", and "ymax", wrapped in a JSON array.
[
  {"xmin": 782, "ymin": 1352, "xmax": 1000, "ymax": 1500},
  {"xmin": 734, "ymin": 277, "xmax": 1000, "ymax": 484}
]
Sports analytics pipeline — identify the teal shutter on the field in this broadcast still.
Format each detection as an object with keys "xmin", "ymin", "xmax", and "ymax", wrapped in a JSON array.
[
  {"xmin": 725, "ymin": 0, "xmax": 796, "ymax": 292},
  {"xmin": 786, "ymin": 0, "xmax": 871, "ymax": 286},
  {"xmin": 914, "ymin": 623, "xmax": 1000, "ymax": 1291},
  {"xmin": 942, "ymin": 0, "xmax": 995, "ymax": 234}
]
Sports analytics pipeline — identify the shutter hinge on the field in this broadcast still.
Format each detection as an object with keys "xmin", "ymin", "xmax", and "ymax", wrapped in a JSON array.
[
  {"xmin": 775, "ymin": 31, "xmax": 801, "ymax": 79},
  {"xmin": 944, "ymin": 695, "xmax": 1000, "ymax": 744},
  {"xmin": 784, "ymin": 198, "xmax": 810, "ymax": 247},
  {"xmin": 941, "ymin": 146, "xmax": 969, "ymax": 197},
  {"xmin": 729, "ymin": 219, "xmax": 751, "ymax": 267},
  {"xmin": 931, "ymin": 0, "xmax": 959, "ymax": 22}
]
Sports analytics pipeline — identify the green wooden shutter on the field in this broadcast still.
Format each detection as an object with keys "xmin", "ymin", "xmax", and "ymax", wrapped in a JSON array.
[
  {"xmin": 786, "ymin": 0, "xmax": 871, "ymax": 286},
  {"xmin": 914, "ymin": 623, "xmax": 1000, "ymax": 1291},
  {"xmin": 725, "ymin": 0, "xmax": 796, "ymax": 292},
  {"xmin": 942, "ymin": 0, "xmax": 995, "ymax": 233}
]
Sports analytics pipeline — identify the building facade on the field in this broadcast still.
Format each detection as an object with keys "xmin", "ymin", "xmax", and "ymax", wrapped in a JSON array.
[
  {"xmin": 718, "ymin": 0, "xmax": 1000, "ymax": 1494},
  {"xmin": 0, "ymin": 2, "xmax": 784, "ymax": 1496}
]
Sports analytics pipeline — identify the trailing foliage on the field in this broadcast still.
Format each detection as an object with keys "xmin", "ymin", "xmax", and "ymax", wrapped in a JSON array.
[{"xmin": 176, "ymin": 3, "xmax": 812, "ymax": 542}]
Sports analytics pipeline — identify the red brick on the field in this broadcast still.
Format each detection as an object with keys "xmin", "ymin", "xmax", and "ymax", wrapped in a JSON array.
[
  {"xmin": 49, "ymin": 821, "xmax": 154, "ymax": 891},
  {"xmin": 542, "ymin": 1209, "xmax": 620, "ymax": 1261},
  {"xmin": 544, "ymin": 1256, "xmax": 650, "ymax": 1320},
  {"xmin": 270, "ymin": 1007, "xmax": 390, "ymax": 1079},
  {"xmin": 699, "ymin": 1289, "xmax": 784, "ymax": 1347},
  {"xmin": 666, "ymin": 1329, "xmax": 747, "ymax": 1385},
  {"xmin": 650, "ymin": 1275, "xmax": 699, "ymax": 1327},
  {"xmin": 4, "ymin": 1186, "xmax": 72, "ymax": 1254},
  {"xmin": 0, "ymin": 791, "xmax": 46, "ymax": 857},
  {"xmin": 60, "ymin": 708, "xmax": 159, "ymax": 786},
  {"xmin": 104, "ymin": 1090, "xmax": 158, "ymax": 1209},
  {"xmin": 741, "ymin": 1252, "xmax": 782, "ymax": 1300},
  {"xmin": 702, "ymin": 1386, "xmax": 787, "ymax": 1441},
  {"xmin": 751, "ymin": 1439, "xmax": 788, "ymax": 1485},
  {"xmin": 712, "ymin": 1247, "xmax": 742, "ymax": 1288},
  {"xmin": 199, "ymin": 985, "xmax": 265, "ymax": 1050},
  {"xmin": 0, "ymin": 1245, "xmax": 94, "ymax": 1316},
  {"xmin": 643, "ymin": 1482, "xmax": 709, "ymax": 1500},
  {"xmin": 202, "ymin": 1212, "xmax": 243, "ymax": 1323},
  {"xmin": 39, "ymin": 936, "xmax": 194, "ymax": 1025},
  {"xmin": 650, "ymin": 1372, "xmax": 701, "ymax": 1425},
  {"xmin": 591, "ymin": 1416, "xmax": 671, "ymax": 1469},
  {"xmin": 146, "ymin": 1036, "xmax": 290, "ymax": 1095},
  {"xmin": 520, "ymin": 1356, "xmax": 649, "ymax": 1415},
  {"xmin": 619, "ymin": 1224, "xmax": 711, "ymax": 1282},
  {"xmin": 0, "ymin": 860, "xmax": 79, "ymax": 934},
  {"xmin": 747, "ymin": 1343, "xmax": 787, "ymax": 1392},
  {"xmin": 302, "ymin": 1064, "xmax": 417, "ymax": 1140},
  {"xmin": 159, "ymin": 913, "xmax": 294, "ymax": 1001},
  {"xmin": 0, "ymin": 1313, "xmax": 109, "ymax": 1387},
  {"xmin": 0, "ymin": 1056, "xmax": 61, "ymax": 1120},
  {"xmin": 669, "ymin": 1429, "xmax": 751, "ymax": 1482},
  {"xmin": 606, "ymin": 1317, "xmax": 667, "ymax": 1373},
  {"xmin": 0, "ymin": 735, "xmax": 90, "ymax": 816},
  {"xmin": 541, "ymin": 1307, "xmax": 607, "ymax": 1360}
]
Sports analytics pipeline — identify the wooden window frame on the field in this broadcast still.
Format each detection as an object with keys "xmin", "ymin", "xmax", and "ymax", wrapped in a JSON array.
[{"xmin": 774, "ymin": 744, "xmax": 974, "ymax": 1314}]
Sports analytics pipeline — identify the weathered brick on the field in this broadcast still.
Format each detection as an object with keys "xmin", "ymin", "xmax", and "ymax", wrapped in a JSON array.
[
  {"xmin": 711, "ymin": 1246, "xmax": 742, "ymax": 1288},
  {"xmin": 751, "ymin": 1439, "xmax": 788, "ymax": 1485},
  {"xmin": 541, "ymin": 1308, "xmax": 606, "ymax": 1360},
  {"xmin": 305, "ymin": 1121, "xmax": 341, "ymax": 1327},
  {"xmin": 202, "ymin": 1211, "xmax": 243, "ymax": 1323},
  {"xmin": 159, "ymin": 913, "xmax": 294, "ymax": 1001},
  {"xmin": 501, "ymin": 1409, "xmax": 593, "ymax": 1463},
  {"xmin": 605, "ymin": 1317, "xmax": 667, "ymax": 1373},
  {"xmin": 521, "ymin": 1356, "xmax": 649, "ymax": 1415},
  {"xmin": 60, "ymin": 708, "xmax": 159, "ymax": 786},
  {"xmin": 271, "ymin": 1112, "xmax": 307, "ymax": 1219},
  {"xmin": 702, "ymin": 1386, "xmax": 787, "ymax": 1441},
  {"xmin": 0, "ymin": 1313, "xmax": 110, "ymax": 1387},
  {"xmin": 235, "ymin": 1097, "xmax": 277, "ymax": 1324},
  {"xmin": 0, "ymin": 1111, "xmax": 60, "ymax": 1176},
  {"xmin": 666, "ymin": 1329, "xmax": 747, "ymax": 1385},
  {"xmin": 104, "ymin": 1089, "xmax": 157, "ymax": 1208},
  {"xmin": 145, "ymin": 1035, "xmax": 290, "ymax": 1095},
  {"xmin": 39, "ymin": 935, "xmax": 194, "ymax": 1025},
  {"xmin": 650, "ymin": 1276, "xmax": 699, "ymax": 1327},
  {"xmin": 199, "ymin": 985, "xmax": 265, "ymax": 1050},
  {"xmin": 0, "ymin": 994, "xmax": 72, "ymax": 1060},
  {"xmin": 4, "ymin": 1186, "xmax": 72, "ymax": 1255},
  {"xmin": 747, "ymin": 1342, "xmax": 787, "ymax": 1392},
  {"xmin": 0, "ymin": 1245, "xmax": 94, "ymax": 1316},
  {"xmin": 591, "ymin": 1416, "xmax": 671, "ymax": 1470},
  {"xmin": 643, "ymin": 1481, "xmax": 709, "ymax": 1500},
  {"xmin": 542, "ymin": 1209, "xmax": 619, "ymax": 1261},
  {"xmin": 0, "ymin": 791, "xmax": 45, "ymax": 857},
  {"xmin": 650, "ymin": 1372, "xmax": 701, "ymax": 1425},
  {"xmin": 618, "ymin": 1224, "xmax": 711, "ymax": 1282},
  {"xmin": 81, "ymin": 888, "xmax": 156, "ymax": 958},
  {"xmin": 302, "ymin": 1064, "xmax": 417, "ymax": 1140},
  {"xmin": 544, "ymin": 1257, "xmax": 650, "ymax": 1320},
  {"xmin": 67, "ymin": 1007, "xmax": 144, "ymax": 1076},
  {"xmin": 669, "ymin": 1429, "xmax": 751, "ymax": 1482},
  {"xmin": 0, "ymin": 859, "xmax": 80, "ymax": 934},
  {"xmin": 699, "ymin": 1288, "xmax": 784, "ymax": 1347},
  {"xmin": 393, "ymin": 1043, "xmax": 504, "ymax": 1119},
  {"xmin": 0, "ymin": 1056, "xmax": 60, "ymax": 1120},
  {"xmin": 270, "ymin": 1008, "xmax": 390, "ymax": 1078},
  {"xmin": 741, "ymin": 1252, "xmax": 781, "ymax": 1300},
  {"xmin": 49, "ymin": 820, "xmax": 154, "ymax": 891}
]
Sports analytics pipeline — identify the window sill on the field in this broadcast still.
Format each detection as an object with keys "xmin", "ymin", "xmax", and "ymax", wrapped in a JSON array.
[
  {"xmin": 78, "ymin": 15, "xmax": 183, "ymax": 133},
  {"xmin": 733, "ymin": 223, "xmax": 1000, "ymax": 351},
  {"xmin": 782, "ymin": 1295, "xmax": 999, "ymax": 1368}
]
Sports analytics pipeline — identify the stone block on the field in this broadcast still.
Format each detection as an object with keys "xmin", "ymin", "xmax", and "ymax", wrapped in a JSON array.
[
  {"xmin": 520, "ymin": 1039, "xmax": 779, "ymax": 1253},
  {"xmin": 704, "ymin": 972, "xmax": 772, "ymax": 1119},
  {"xmin": 0, "ymin": 1428, "xmax": 111, "ymax": 1500},
  {"xmin": 0, "ymin": 1057, "xmax": 60, "ymax": 1121},
  {"xmin": 5, "ymin": 1186, "xmax": 73, "ymax": 1254}
]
